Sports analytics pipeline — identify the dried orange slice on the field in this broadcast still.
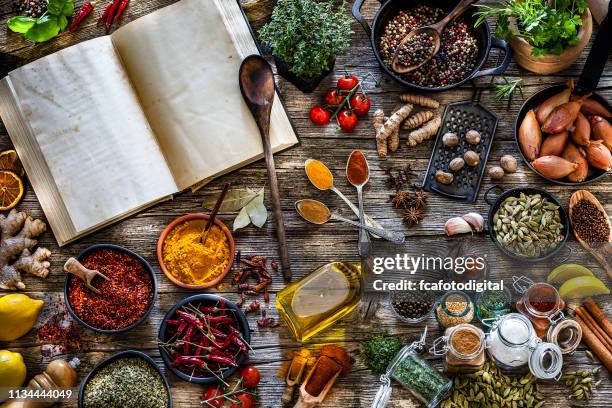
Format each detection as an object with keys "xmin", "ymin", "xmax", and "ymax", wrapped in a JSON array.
[
  {"xmin": 0, "ymin": 150, "xmax": 24, "ymax": 177},
  {"xmin": 0, "ymin": 170, "xmax": 24, "ymax": 211}
]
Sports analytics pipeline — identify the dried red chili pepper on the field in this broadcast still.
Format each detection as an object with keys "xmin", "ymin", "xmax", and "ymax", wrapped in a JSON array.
[
  {"xmin": 113, "ymin": 0, "xmax": 130, "ymax": 23},
  {"xmin": 97, "ymin": 1, "xmax": 112, "ymax": 25},
  {"xmin": 244, "ymin": 300, "xmax": 260, "ymax": 314},
  {"xmin": 204, "ymin": 354, "xmax": 238, "ymax": 367},
  {"xmin": 68, "ymin": 1, "xmax": 94, "ymax": 32},
  {"xmin": 105, "ymin": 0, "xmax": 121, "ymax": 33}
]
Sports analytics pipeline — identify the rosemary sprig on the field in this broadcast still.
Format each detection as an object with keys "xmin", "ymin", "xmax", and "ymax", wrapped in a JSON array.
[{"xmin": 493, "ymin": 76, "xmax": 524, "ymax": 105}]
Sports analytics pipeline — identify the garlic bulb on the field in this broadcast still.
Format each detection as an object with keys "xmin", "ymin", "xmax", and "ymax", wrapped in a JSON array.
[
  {"xmin": 462, "ymin": 212, "xmax": 484, "ymax": 232},
  {"xmin": 444, "ymin": 217, "xmax": 473, "ymax": 236}
]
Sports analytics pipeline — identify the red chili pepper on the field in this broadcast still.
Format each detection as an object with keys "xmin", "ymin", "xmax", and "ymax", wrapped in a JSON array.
[
  {"xmin": 218, "ymin": 299, "xmax": 226, "ymax": 316},
  {"xmin": 194, "ymin": 335, "xmax": 205, "ymax": 357},
  {"xmin": 183, "ymin": 325, "xmax": 194, "ymax": 355},
  {"xmin": 172, "ymin": 356, "xmax": 208, "ymax": 368},
  {"xmin": 105, "ymin": 0, "xmax": 121, "ymax": 33},
  {"xmin": 204, "ymin": 354, "xmax": 238, "ymax": 367},
  {"xmin": 68, "ymin": 2, "xmax": 94, "ymax": 32},
  {"xmin": 176, "ymin": 310, "xmax": 202, "ymax": 327},
  {"xmin": 206, "ymin": 316, "xmax": 235, "ymax": 325},
  {"xmin": 97, "ymin": 1, "xmax": 112, "ymax": 25},
  {"xmin": 113, "ymin": 0, "xmax": 130, "ymax": 23},
  {"xmin": 210, "ymin": 328, "xmax": 228, "ymax": 339}
]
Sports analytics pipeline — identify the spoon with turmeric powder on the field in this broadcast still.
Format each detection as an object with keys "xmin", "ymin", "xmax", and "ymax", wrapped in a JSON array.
[
  {"xmin": 305, "ymin": 159, "xmax": 383, "ymax": 237},
  {"xmin": 295, "ymin": 199, "xmax": 404, "ymax": 244}
]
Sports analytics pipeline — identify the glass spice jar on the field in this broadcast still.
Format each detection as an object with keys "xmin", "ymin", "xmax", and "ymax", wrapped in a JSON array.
[
  {"xmin": 486, "ymin": 313, "xmax": 564, "ymax": 380},
  {"xmin": 430, "ymin": 323, "xmax": 485, "ymax": 374},
  {"xmin": 372, "ymin": 331, "xmax": 452, "ymax": 408},
  {"xmin": 475, "ymin": 288, "xmax": 512, "ymax": 327},
  {"xmin": 434, "ymin": 291, "xmax": 474, "ymax": 329}
]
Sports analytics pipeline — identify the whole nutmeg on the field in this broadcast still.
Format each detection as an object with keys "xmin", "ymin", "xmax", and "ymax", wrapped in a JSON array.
[
  {"xmin": 442, "ymin": 132, "xmax": 459, "ymax": 147},
  {"xmin": 449, "ymin": 157, "xmax": 465, "ymax": 172},
  {"xmin": 464, "ymin": 150, "xmax": 480, "ymax": 167},
  {"xmin": 488, "ymin": 166, "xmax": 505, "ymax": 180},
  {"xmin": 435, "ymin": 170, "xmax": 454, "ymax": 185},
  {"xmin": 465, "ymin": 130, "xmax": 481, "ymax": 145},
  {"xmin": 500, "ymin": 155, "xmax": 517, "ymax": 173}
]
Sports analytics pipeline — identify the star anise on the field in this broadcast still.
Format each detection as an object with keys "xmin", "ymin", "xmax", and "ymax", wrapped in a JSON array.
[
  {"xmin": 385, "ymin": 164, "xmax": 417, "ymax": 192},
  {"xmin": 403, "ymin": 207, "xmax": 425, "ymax": 226},
  {"xmin": 390, "ymin": 191, "xmax": 411, "ymax": 209},
  {"xmin": 412, "ymin": 189, "xmax": 428, "ymax": 209}
]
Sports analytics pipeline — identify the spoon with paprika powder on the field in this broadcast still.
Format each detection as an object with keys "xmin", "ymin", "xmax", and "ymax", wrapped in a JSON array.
[
  {"xmin": 305, "ymin": 159, "xmax": 384, "ymax": 237},
  {"xmin": 295, "ymin": 199, "xmax": 404, "ymax": 244},
  {"xmin": 346, "ymin": 150, "xmax": 371, "ymax": 256}
]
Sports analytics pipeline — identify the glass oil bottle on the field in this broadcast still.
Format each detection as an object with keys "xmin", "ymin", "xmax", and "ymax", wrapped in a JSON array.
[{"xmin": 275, "ymin": 262, "xmax": 363, "ymax": 342}]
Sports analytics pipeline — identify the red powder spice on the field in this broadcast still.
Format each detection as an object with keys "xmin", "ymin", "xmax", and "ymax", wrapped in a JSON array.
[
  {"xmin": 67, "ymin": 248, "xmax": 153, "ymax": 330},
  {"xmin": 38, "ymin": 312, "xmax": 81, "ymax": 356},
  {"xmin": 347, "ymin": 150, "xmax": 369, "ymax": 185}
]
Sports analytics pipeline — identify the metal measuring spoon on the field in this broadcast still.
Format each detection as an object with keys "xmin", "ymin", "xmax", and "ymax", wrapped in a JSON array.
[
  {"xmin": 391, "ymin": 0, "xmax": 478, "ymax": 74},
  {"xmin": 295, "ymin": 199, "xmax": 404, "ymax": 245},
  {"xmin": 305, "ymin": 159, "xmax": 384, "ymax": 237}
]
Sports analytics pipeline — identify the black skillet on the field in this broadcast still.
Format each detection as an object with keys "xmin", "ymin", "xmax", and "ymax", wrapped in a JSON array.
[{"xmin": 515, "ymin": 2, "xmax": 612, "ymax": 185}]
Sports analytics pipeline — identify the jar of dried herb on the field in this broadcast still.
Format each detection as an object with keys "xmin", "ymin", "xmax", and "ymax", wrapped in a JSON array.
[
  {"xmin": 372, "ymin": 343, "xmax": 451, "ymax": 408},
  {"xmin": 430, "ymin": 323, "xmax": 485, "ymax": 374},
  {"xmin": 486, "ymin": 313, "xmax": 564, "ymax": 380},
  {"xmin": 434, "ymin": 291, "xmax": 474, "ymax": 329},
  {"xmin": 475, "ymin": 288, "xmax": 512, "ymax": 327}
]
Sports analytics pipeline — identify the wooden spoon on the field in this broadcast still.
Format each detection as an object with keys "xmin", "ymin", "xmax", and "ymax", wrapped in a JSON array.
[
  {"xmin": 64, "ymin": 257, "xmax": 109, "ymax": 294},
  {"xmin": 239, "ymin": 55, "xmax": 291, "ymax": 282},
  {"xmin": 569, "ymin": 190, "xmax": 612, "ymax": 279},
  {"xmin": 391, "ymin": 0, "xmax": 478, "ymax": 74},
  {"xmin": 293, "ymin": 357, "xmax": 341, "ymax": 408}
]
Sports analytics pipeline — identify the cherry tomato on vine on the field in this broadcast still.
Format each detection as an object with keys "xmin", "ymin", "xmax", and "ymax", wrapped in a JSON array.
[
  {"xmin": 202, "ymin": 385, "xmax": 224, "ymax": 407},
  {"xmin": 337, "ymin": 74, "xmax": 359, "ymax": 91},
  {"xmin": 230, "ymin": 393, "xmax": 254, "ymax": 408},
  {"xmin": 240, "ymin": 365, "xmax": 261, "ymax": 388},
  {"xmin": 350, "ymin": 93, "xmax": 371, "ymax": 116},
  {"xmin": 337, "ymin": 110, "xmax": 358, "ymax": 132},
  {"xmin": 323, "ymin": 88, "xmax": 345, "ymax": 108},
  {"xmin": 310, "ymin": 106, "xmax": 331, "ymax": 126}
]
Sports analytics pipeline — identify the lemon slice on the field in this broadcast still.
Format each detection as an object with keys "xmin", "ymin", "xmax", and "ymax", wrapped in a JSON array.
[
  {"xmin": 547, "ymin": 264, "xmax": 594, "ymax": 285},
  {"xmin": 0, "ymin": 150, "xmax": 24, "ymax": 177},
  {"xmin": 559, "ymin": 276, "xmax": 609, "ymax": 299},
  {"xmin": 291, "ymin": 267, "xmax": 350, "ymax": 318}
]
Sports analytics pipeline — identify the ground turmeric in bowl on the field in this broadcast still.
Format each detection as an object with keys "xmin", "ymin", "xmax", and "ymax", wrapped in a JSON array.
[{"xmin": 162, "ymin": 220, "xmax": 230, "ymax": 286}]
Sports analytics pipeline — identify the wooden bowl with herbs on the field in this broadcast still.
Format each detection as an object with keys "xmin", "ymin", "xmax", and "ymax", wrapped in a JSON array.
[
  {"xmin": 157, "ymin": 214, "xmax": 235, "ymax": 289},
  {"xmin": 64, "ymin": 244, "xmax": 157, "ymax": 334}
]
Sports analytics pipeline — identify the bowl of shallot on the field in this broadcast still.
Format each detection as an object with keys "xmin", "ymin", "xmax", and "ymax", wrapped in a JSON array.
[{"xmin": 515, "ymin": 80, "xmax": 611, "ymax": 185}]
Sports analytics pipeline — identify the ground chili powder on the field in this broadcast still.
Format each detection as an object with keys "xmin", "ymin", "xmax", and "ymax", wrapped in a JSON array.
[
  {"xmin": 347, "ymin": 150, "xmax": 369, "ymax": 185},
  {"xmin": 67, "ymin": 248, "xmax": 153, "ymax": 330}
]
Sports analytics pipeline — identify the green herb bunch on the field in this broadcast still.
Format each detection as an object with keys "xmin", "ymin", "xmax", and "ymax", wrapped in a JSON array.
[
  {"xmin": 474, "ymin": 0, "xmax": 587, "ymax": 56},
  {"xmin": 7, "ymin": 0, "xmax": 74, "ymax": 43},
  {"xmin": 361, "ymin": 334, "xmax": 403, "ymax": 375},
  {"xmin": 259, "ymin": 0, "xmax": 352, "ymax": 78}
]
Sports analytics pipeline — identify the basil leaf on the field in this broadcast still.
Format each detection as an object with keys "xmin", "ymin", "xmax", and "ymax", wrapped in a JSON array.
[
  {"xmin": 47, "ymin": 0, "xmax": 74, "ymax": 16},
  {"xmin": 24, "ymin": 15, "xmax": 61, "ymax": 43},
  {"xmin": 6, "ymin": 16, "xmax": 36, "ymax": 34},
  {"xmin": 58, "ymin": 15, "xmax": 68, "ymax": 31}
]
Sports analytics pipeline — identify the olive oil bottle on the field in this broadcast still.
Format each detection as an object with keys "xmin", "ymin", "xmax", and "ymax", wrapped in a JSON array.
[{"xmin": 275, "ymin": 262, "xmax": 363, "ymax": 342}]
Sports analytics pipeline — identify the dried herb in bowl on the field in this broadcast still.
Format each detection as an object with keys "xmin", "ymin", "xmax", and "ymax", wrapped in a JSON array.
[{"xmin": 361, "ymin": 334, "xmax": 403, "ymax": 375}]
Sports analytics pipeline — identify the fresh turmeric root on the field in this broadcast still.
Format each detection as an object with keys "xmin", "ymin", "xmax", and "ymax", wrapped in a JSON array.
[
  {"xmin": 399, "ymin": 93, "xmax": 440, "ymax": 109},
  {"xmin": 407, "ymin": 114, "xmax": 442, "ymax": 147},
  {"xmin": 0, "ymin": 209, "xmax": 51, "ymax": 290},
  {"xmin": 373, "ymin": 109, "xmax": 388, "ymax": 159},
  {"xmin": 402, "ymin": 110, "xmax": 434, "ymax": 130},
  {"xmin": 376, "ymin": 104, "xmax": 413, "ymax": 159}
]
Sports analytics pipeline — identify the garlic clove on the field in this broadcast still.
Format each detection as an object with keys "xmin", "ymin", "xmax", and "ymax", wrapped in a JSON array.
[
  {"xmin": 444, "ymin": 217, "xmax": 473, "ymax": 236},
  {"xmin": 462, "ymin": 212, "xmax": 484, "ymax": 232}
]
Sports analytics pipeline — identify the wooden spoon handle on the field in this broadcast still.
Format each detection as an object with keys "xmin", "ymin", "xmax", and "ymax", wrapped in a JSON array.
[
  {"xmin": 261, "ymin": 132, "xmax": 292, "ymax": 282},
  {"xmin": 293, "ymin": 399, "xmax": 315, "ymax": 408},
  {"xmin": 432, "ymin": 0, "xmax": 479, "ymax": 32}
]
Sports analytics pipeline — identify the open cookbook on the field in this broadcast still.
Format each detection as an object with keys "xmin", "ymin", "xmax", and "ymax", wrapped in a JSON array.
[{"xmin": 0, "ymin": 0, "xmax": 298, "ymax": 246}]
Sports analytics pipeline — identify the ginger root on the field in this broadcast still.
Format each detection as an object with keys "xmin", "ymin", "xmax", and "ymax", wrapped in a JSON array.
[
  {"xmin": 402, "ymin": 110, "xmax": 434, "ymax": 130},
  {"xmin": 373, "ymin": 109, "xmax": 388, "ymax": 159},
  {"xmin": 407, "ymin": 114, "xmax": 442, "ymax": 147},
  {"xmin": 375, "ymin": 104, "xmax": 413, "ymax": 159},
  {"xmin": 399, "ymin": 93, "xmax": 440, "ymax": 109},
  {"xmin": 0, "ymin": 209, "xmax": 51, "ymax": 290}
]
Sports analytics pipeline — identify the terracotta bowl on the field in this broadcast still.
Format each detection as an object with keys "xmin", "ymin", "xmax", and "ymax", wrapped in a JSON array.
[
  {"xmin": 157, "ymin": 214, "xmax": 235, "ymax": 289},
  {"xmin": 510, "ymin": 9, "xmax": 592, "ymax": 74}
]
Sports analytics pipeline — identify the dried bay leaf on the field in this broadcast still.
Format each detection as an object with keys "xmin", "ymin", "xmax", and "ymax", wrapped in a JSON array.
[
  {"xmin": 245, "ymin": 188, "xmax": 267, "ymax": 227},
  {"xmin": 233, "ymin": 206, "xmax": 251, "ymax": 231},
  {"xmin": 202, "ymin": 188, "xmax": 258, "ymax": 212}
]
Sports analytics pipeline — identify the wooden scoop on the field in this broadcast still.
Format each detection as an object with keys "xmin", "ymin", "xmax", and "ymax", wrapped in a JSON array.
[
  {"xmin": 64, "ymin": 257, "xmax": 109, "ymax": 294},
  {"xmin": 293, "ymin": 357, "xmax": 341, "ymax": 408},
  {"xmin": 239, "ymin": 54, "xmax": 291, "ymax": 282},
  {"xmin": 391, "ymin": 0, "xmax": 478, "ymax": 73},
  {"xmin": 569, "ymin": 190, "xmax": 612, "ymax": 279}
]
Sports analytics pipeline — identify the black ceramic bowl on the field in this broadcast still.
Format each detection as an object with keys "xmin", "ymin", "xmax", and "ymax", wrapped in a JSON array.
[
  {"xmin": 64, "ymin": 244, "xmax": 158, "ymax": 334},
  {"xmin": 515, "ymin": 84, "xmax": 611, "ymax": 185},
  {"xmin": 78, "ymin": 349, "xmax": 173, "ymax": 408},
  {"xmin": 158, "ymin": 294, "xmax": 250, "ymax": 384},
  {"xmin": 352, "ymin": 0, "xmax": 511, "ymax": 91},
  {"xmin": 484, "ymin": 186, "xmax": 570, "ymax": 262}
]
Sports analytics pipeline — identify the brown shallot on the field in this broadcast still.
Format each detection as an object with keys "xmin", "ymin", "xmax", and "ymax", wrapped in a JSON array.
[
  {"xmin": 531, "ymin": 156, "xmax": 578, "ymax": 179},
  {"xmin": 519, "ymin": 110, "xmax": 542, "ymax": 161},
  {"xmin": 585, "ymin": 140, "xmax": 612, "ymax": 171},
  {"xmin": 591, "ymin": 115, "xmax": 612, "ymax": 151},
  {"xmin": 536, "ymin": 81, "xmax": 573, "ymax": 124},
  {"xmin": 574, "ymin": 96, "xmax": 612, "ymax": 117},
  {"xmin": 541, "ymin": 94, "xmax": 590, "ymax": 134},
  {"xmin": 562, "ymin": 143, "xmax": 589, "ymax": 183},
  {"xmin": 570, "ymin": 112, "xmax": 591, "ymax": 146},
  {"xmin": 540, "ymin": 131, "xmax": 568, "ymax": 157}
]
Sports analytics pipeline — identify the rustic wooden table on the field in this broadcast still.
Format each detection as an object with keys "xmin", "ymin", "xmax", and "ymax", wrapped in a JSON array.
[{"xmin": 1, "ymin": 0, "xmax": 611, "ymax": 407}]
